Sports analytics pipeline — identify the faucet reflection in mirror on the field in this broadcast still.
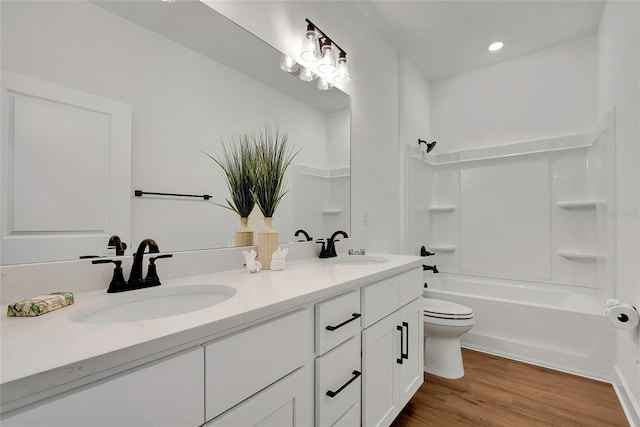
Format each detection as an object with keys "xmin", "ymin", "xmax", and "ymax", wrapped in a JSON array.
[{"xmin": 280, "ymin": 18, "xmax": 351, "ymax": 91}]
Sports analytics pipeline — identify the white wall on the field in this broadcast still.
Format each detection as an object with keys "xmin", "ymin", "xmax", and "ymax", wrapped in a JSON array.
[
  {"xmin": 398, "ymin": 54, "xmax": 431, "ymax": 254},
  {"xmin": 205, "ymin": 1, "xmax": 401, "ymax": 252},
  {"xmin": 1, "ymin": 1, "xmax": 337, "ymax": 253},
  {"xmin": 430, "ymin": 36, "xmax": 598, "ymax": 152},
  {"xmin": 598, "ymin": 0, "xmax": 640, "ymax": 420}
]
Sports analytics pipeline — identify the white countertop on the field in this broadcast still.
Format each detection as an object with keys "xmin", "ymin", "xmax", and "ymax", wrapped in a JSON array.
[{"xmin": 1, "ymin": 253, "xmax": 422, "ymax": 410}]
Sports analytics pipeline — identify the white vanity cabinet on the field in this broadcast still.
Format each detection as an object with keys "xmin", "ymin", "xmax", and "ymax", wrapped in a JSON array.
[
  {"xmin": 2, "ymin": 347, "xmax": 205, "ymax": 427},
  {"xmin": 361, "ymin": 268, "xmax": 424, "ymax": 427}
]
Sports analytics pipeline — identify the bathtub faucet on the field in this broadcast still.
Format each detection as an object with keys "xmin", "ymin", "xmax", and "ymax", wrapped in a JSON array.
[{"xmin": 423, "ymin": 264, "xmax": 439, "ymax": 274}]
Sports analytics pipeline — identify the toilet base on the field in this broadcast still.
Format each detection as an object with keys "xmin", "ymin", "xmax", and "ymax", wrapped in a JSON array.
[{"xmin": 424, "ymin": 336, "xmax": 465, "ymax": 379}]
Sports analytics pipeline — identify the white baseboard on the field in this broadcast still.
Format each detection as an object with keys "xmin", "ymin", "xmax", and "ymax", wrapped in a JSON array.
[{"xmin": 613, "ymin": 366, "xmax": 640, "ymax": 427}]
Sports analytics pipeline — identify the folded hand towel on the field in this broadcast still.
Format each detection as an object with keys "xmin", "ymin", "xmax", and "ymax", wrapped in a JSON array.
[{"xmin": 7, "ymin": 292, "xmax": 74, "ymax": 317}]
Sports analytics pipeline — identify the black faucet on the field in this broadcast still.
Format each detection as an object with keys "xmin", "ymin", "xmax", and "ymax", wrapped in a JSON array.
[
  {"xmin": 108, "ymin": 235, "xmax": 127, "ymax": 256},
  {"xmin": 326, "ymin": 230, "xmax": 349, "ymax": 258},
  {"xmin": 423, "ymin": 264, "xmax": 439, "ymax": 274},
  {"xmin": 128, "ymin": 239, "xmax": 160, "ymax": 284},
  {"xmin": 294, "ymin": 229, "xmax": 313, "ymax": 242},
  {"xmin": 420, "ymin": 245, "xmax": 435, "ymax": 257},
  {"xmin": 92, "ymin": 239, "xmax": 172, "ymax": 293}
]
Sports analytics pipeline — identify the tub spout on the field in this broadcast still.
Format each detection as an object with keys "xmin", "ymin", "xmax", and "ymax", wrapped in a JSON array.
[{"xmin": 423, "ymin": 264, "xmax": 439, "ymax": 274}]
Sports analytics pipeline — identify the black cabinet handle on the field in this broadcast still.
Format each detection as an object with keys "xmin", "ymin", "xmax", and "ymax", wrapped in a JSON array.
[
  {"xmin": 326, "ymin": 313, "xmax": 361, "ymax": 331},
  {"xmin": 326, "ymin": 370, "xmax": 361, "ymax": 398},
  {"xmin": 396, "ymin": 325, "xmax": 404, "ymax": 364},
  {"xmin": 401, "ymin": 322, "xmax": 409, "ymax": 360}
]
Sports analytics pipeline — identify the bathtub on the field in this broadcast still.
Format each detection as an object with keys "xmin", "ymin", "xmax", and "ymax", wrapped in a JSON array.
[{"xmin": 423, "ymin": 274, "xmax": 614, "ymax": 381}]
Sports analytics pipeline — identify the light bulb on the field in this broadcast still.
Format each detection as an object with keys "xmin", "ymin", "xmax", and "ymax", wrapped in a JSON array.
[
  {"xmin": 300, "ymin": 26, "xmax": 320, "ymax": 62},
  {"xmin": 317, "ymin": 77, "xmax": 333, "ymax": 91},
  {"xmin": 333, "ymin": 52, "xmax": 350, "ymax": 83},
  {"xmin": 280, "ymin": 54, "xmax": 300, "ymax": 73},
  {"xmin": 318, "ymin": 41, "xmax": 336, "ymax": 74},
  {"xmin": 488, "ymin": 41, "xmax": 504, "ymax": 52},
  {"xmin": 299, "ymin": 66, "xmax": 316, "ymax": 82}
]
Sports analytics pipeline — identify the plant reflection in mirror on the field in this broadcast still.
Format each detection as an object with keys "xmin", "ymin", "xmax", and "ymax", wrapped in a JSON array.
[
  {"xmin": 251, "ymin": 125, "xmax": 299, "ymax": 218},
  {"xmin": 203, "ymin": 134, "xmax": 257, "ymax": 218}
]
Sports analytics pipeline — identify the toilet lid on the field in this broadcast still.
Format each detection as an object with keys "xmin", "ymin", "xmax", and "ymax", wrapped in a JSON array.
[{"xmin": 424, "ymin": 298, "xmax": 474, "ymax": 319}]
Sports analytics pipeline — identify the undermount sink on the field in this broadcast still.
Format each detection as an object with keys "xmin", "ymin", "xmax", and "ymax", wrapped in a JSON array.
[
  {"xmin": 68, "ymin": 284, "xmax": 237, "ymax": 324},
  {"xmin": 329, "ymin": 255, "xmax": 390, "ymax": 266}
]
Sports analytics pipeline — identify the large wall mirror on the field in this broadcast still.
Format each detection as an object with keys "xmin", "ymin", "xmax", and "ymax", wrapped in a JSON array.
[{"xmin": 1, "ymin": 0, "xmax": 350, "ymax": 265}]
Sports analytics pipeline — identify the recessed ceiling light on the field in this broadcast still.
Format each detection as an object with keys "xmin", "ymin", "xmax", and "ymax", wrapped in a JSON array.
[{"xmin": 488, "ymin": 41, "xmax": 504, "ymax": 52}]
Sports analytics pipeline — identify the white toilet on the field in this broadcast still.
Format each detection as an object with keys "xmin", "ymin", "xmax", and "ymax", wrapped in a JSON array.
[{"xmin": 423, "ymin": 298, "xmax": 475, "ymax": 379}]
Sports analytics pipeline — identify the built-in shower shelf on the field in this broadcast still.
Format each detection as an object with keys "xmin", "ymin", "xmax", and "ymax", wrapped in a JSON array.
[
  {"xmin": 429, "ymin": 244, "xmax": 456, "ymax": 252},
  {"xmin": 557, "ymin": 250, "xmax": 602, "ymax": 261},
  {"xmin": 557, "ymin": 200, "xmax": 599, "ymax": 210},
  {"xmin": 322, "ymin": 209, "xmax": 342, "ymax": 215},
  {"xmin": 428, "ymin": 205, "xmax": 456, "ymax": 213}
]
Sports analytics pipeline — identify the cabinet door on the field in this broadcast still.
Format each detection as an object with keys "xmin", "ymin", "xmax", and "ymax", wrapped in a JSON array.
[
  {"xmin": 3, "ymin": 347, "xmax": 205, "ymax": 427},
  {"xmin": 398, "ymin": 298, "xmax": 424, "ymax": 408},
  {"xmin": 204, "ymin": 367, "xmax": 312, "ymax": 427},
  {"xmin": 361, "ymin": 312, "xmax": 400, "ymax": 427}
]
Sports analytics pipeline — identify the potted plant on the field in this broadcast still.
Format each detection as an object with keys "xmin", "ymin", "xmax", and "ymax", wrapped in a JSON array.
[
  {"xmin": 203, "ymin": 134, "xmax": 257, "ymax": 246},
  {"xmin": 251, "ymin": 125, "xmax": 298, "ymax": 268}
]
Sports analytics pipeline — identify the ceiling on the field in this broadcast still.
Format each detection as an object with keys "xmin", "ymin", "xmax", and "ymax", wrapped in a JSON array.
[{"xmin": 357, "ymin": 0, "xmax": 605, "ymax": 81}]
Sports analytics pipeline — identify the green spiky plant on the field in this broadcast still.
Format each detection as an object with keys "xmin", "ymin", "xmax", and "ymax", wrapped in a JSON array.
[
  {"xmin": 251, "ymin": 126, "xmax": 298, "ymax": 218},
  {"xmin": 203, "ymin": 134, "xmax": 257, "ymax": 218}
]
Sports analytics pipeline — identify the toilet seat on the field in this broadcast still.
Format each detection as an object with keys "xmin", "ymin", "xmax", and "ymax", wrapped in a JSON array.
[{"xmin": 424, "ymin": 298, "xmax": 474, "ymax": 321}]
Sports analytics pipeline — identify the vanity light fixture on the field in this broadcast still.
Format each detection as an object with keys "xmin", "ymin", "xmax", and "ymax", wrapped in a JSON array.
[
  {"xmin": 316, "ymin": 77, "xmax": 333, "ymax": 91},
  {"xmin": 334, "ymin": 51, "xmax": 351, "ymax": 83},
  {"xmin": 299, "ymin": 66, "xmax": 316, "ymax": 82},
  {"xmin": 301, "ymin": 22, "xmax": 321, "ymax": 62},
  {"xmin": 488, "ymin": 41, "xmax": 504, "ymax": 52},
  {"xmin": 299, "ymin": 18, "xmax": 350, "ymax": 85},
  {"xmin": 280, "ymin": 54, "xmax": 300, "ymax": 73},
  {"xmin": 317, "ymin": 39, "xmax": 337, "ymax": 73},
  {"xmin": 281, "ymin": 19, "xmax": 350, "ymax": 89}
]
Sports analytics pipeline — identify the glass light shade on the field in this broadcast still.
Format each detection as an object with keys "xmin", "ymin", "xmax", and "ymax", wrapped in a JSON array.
[
  {"xmin": 334, "ymin": 56, "xmax": 351, "ymax": 83},
  {"xmin": 279, "ymin": 54, "xmax": 300, "ymax": 73},
  {"xmin": 316, "ymin": 77, "xmax": 333, "ymax": 91},
  {"xmin": 317, "ymin": 44, "xmax": 336, "ymax": 74},
  {"xmin": 299, "ymin": 66, "xmax": 316, "ymax": 82},
  {"xmin": 301, "ymin": 30, "xmax": 320, "ymax": 62}
]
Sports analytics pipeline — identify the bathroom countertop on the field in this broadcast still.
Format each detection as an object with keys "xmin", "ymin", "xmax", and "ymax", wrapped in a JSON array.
[{"xmin": 0, "ymin": 253, "xmax": 422, "ymax": 410}]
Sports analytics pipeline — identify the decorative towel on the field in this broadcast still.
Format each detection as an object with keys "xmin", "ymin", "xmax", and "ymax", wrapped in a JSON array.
[{"xmin": 7, "ymin": 292, "xmax": 74, "ymax": 317}]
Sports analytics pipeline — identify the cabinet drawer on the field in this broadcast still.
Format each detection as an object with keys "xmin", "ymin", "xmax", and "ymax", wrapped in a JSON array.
[
  {"xmin": 361, "ymin": 276, "xmax": 400, "ymax": 328},
  {"xmin": 204, "ymin": 308, "xmax": 311, "ymax": 421},
  {"xmin": 315, "ymin": 337, "xmax": 361, "ymax": 427},
  {"xmin": 399, "ymin": 268, "xmax": 423, "ymax": 307},
  {"xmin": 362, "ymin": 269, "xmax": 422, "ymax": 328},
  {"xmin": 315, "ymin": 290, "xmax": 361, "ymax": 355}
]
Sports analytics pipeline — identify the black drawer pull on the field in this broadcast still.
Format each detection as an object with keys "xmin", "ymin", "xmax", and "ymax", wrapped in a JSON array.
[
  {"xmin": 396, "ymin": 325, "xmax": 404, "ymax": 364},
  {"xmin": 326, "ymin": 313, "xmax": 361, "ymax": 331},
  {"xmin": 326, "ymin": 370, "xmax": 361, "ymax": 398}
]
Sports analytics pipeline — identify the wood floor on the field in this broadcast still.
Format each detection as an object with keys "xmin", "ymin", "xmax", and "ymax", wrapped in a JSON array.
[{"xmin": 391, "ymin": 348, "xmax": 629, "ymax": 427}]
